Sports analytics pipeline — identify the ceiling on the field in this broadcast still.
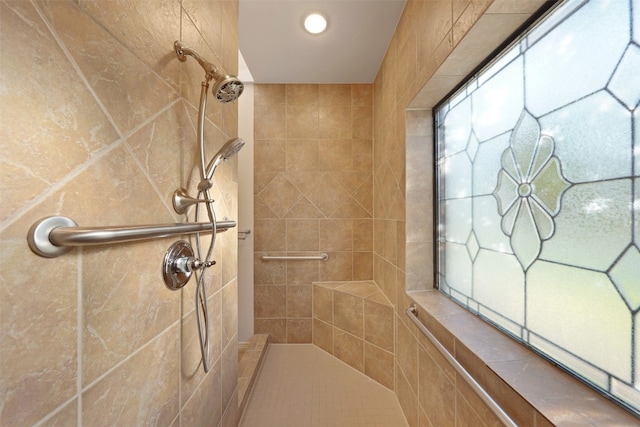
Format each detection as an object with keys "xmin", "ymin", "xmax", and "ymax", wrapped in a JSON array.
[{"xmin": 238, "ymin": 0, "xmax": 407, "ymax": 83}]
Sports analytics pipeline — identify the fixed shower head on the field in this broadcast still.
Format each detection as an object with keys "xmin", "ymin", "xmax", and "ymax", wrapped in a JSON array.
[
  {"xmin": 198, "ymin": 138, "xmax": 246, "ymax": 191},
  {"xmin": 212, "ymin": 76, "xmax": 244, "ymax": 103},
  {"xmin": 174, "ymin": 41, "xmax": 244, "ymax": 103}
]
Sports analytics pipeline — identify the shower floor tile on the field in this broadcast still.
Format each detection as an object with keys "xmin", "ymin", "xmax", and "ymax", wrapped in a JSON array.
[{"xmin": 239, "ymin": 344, "xmax": 408, "ymax": 427}]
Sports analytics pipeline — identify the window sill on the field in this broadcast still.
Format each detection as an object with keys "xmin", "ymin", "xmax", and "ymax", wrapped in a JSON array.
[{"xmin": 407, "ymin": 290, "xmax": 638, "ymax": 426}]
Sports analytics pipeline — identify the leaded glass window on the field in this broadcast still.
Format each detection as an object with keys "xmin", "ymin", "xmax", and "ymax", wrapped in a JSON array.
[{"xmin": 435, "ymin": 0, "xmax": 640, "ymax": 414}]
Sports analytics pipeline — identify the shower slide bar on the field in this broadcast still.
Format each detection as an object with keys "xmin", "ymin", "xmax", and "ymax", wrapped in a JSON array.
[
  {"xmin": 261, "ymin": 253, "xmax": 329, "ymax": 261},
  {"xmin": 27, "ymin": 215, "xmax": 236, "ymax": 258},
  {"xmin": 406, "ymin": 304, "xmax": 517, "ymax": 427}
]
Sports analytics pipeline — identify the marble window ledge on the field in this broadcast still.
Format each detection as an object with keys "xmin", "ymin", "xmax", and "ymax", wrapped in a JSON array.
[{"xmin": 408, "ymin": 290, "xmax": 639, "ymax": 426}]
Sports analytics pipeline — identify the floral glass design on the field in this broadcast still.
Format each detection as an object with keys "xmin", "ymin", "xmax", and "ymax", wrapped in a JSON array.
[{"xmin": 493, "ymin": 111, "xmax": 571, "ymax": 270}]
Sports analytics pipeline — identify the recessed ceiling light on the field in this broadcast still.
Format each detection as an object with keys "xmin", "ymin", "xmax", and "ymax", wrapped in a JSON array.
[{"xmin": 304, "ymin": 13, "xmax": 327, "ymax": 34}]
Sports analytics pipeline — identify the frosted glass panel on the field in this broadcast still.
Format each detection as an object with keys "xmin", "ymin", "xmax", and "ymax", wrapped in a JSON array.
[
  {"xmin": 473, "ymin": 250, "xmax": 524, "ymax": 324},
  {"xmin": 528, "ymin": 262, "xmax": 631, "ymax": 381},
  {"xmin": 473, "ymin": 134, "xmax": 509, "ymax": 196},
  {"xmin": 472, "ymin": 195, "xmax": 512, "ymax": 253},
  {"xmin": 540, "ymin": 92, "xmax": 632, "ymax": 183},
  {"xmin": 524, "ymin": 0, "xmax": 629, "ymax": 116},
  {"xmin": 444, "ymin": 198, "xmax": 472, "ymax": 243},
  {"xmin": 442, "ymin": 152, "xmax": 472, "ymax": 199},
  {"xmin": 540, "ymin": 180, "xmax": 632, "ymax": 271},
  {"xmin": 635, "ymin": 0, "xmax": 640, "ymax": 45},
  {"xmin": 471, "ymin": 57, "xmax": 524, "ymax": 141},
  {"xmin": 633, "ymin": 178, "xmax": 640, "ymax": 248},
  {"xmin": 635, "ymin": 110, "xmax": 640, "ymax": 177},
  {"xmin": 445, "ymin": 242, "xmax": 472, "ymax": 295},
  {"xmin": 443, "ymin": 97, "xmax": 472, "ymax": 156},
  {"xmin": 608, "ymin": 44, "xmax": 640, "ymax": 110},
  {"xmin": 435, "ymin": 0, "xmax": 639, "ymax": 415}
]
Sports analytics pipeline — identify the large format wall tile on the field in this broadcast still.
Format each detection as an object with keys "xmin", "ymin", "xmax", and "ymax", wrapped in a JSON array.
[
  {"xmin": 254, "ymin": 84, "xmax": 373, "ymax": 345},
  {"xmin": 0, "ymin": 0, "xmax": 240, "ymax": 425},
  {"xmin": 126, "ymin": 101, "xmax": 198, "ymax": 207},
  {"xmin": 82, "ymin": 325, "xmax": 180, "ymax": 427},
  {"xmin": 0, "ymin": 226, "xmax": 78, "ymax": 426},
  {"xmin": 0, "ymin": 1, "xmax": 118, "ymax": 224},
  {"xmin": 38, "ymin": 0, "xmax": 179, "ymax": 135},
  {"xmin": 76, "ymin": 0, "xmax": 181, "ymax": 92}
]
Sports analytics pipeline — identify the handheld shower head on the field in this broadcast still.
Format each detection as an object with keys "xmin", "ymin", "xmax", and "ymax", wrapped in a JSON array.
[
  {"xmin": 174, "ymin": 41, "xmax": 244, "ymax": 103},
  {"xmin": 197, "ymin": 137, "xmax": 245, "ymax": 191},
  {"xmin": 207, "ymin": 137, "xmax": 245, "ymax": 176}
]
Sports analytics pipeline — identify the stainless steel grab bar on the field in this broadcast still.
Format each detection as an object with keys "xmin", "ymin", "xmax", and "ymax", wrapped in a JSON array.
[
  {"xmin": 27, "ymin": 215, "xmax": 236, "ymax": 258},
  {"xmin": 406, "ymin": 304, "xmax": 517, "ymax": 427},
  {"xmin": 261, "ymin": 253, "xmax": 329, "ymax": 261}
]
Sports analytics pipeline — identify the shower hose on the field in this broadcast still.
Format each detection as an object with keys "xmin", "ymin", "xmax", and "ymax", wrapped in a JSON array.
[
  {"xmin": 193, "ymin": 77, "xmax": 216, "ymax": 374},
  {"xmin": 193, "ymin": 190, "xmax": 216, "ymax": 373}
]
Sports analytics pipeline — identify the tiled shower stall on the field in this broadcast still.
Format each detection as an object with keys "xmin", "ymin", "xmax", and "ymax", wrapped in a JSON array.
[
  {"xmin": 1, "ymin": 1, "xmax": 240, "ymax": 425},
  {"xmin": 2, "ymin": 0, "xmax": 638, "ymax": 426}
]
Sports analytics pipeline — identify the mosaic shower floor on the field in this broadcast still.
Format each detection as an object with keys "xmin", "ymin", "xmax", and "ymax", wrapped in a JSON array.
[{"xmin": 239, "ymin": 344, "xmax": 408, "ymax": 427}]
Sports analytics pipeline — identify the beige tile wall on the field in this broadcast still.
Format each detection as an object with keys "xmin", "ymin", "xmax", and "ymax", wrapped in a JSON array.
[
  {"xmin": 253, "ymin": 84, "xmax": 373, "ymax": 343},
  {"xmin": 0, "ymin": 0, "xmax": 240, "ymax": 425},
  {"xmin": 372, "ymin": 0, "xmax": 553, "ymax": 426},
  {"xmin": 312, "ymin": 281, "xmax": 395, "ymax": 389}
]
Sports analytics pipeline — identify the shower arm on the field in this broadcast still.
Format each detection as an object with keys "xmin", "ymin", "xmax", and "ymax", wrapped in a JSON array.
[
  {"xmin": 175, "ymin": 42, "xmax": 222, "ymax": 82},
  {"xmin": 27, "ymin": 215, "xmax": 236, "ymax": 258}
]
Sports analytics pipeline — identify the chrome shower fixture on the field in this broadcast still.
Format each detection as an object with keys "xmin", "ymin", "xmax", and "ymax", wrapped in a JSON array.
[
  {"xmin": 170, "ymin": 41, "xmax": 245, "ymax": 375},
  {"xmin": 198, "ymin": 137, "xmax": 246, "ymax": 192},
  {"xmin": 174, "ymin": 41, "xmax": 244, "ymax": 103},
  {"xmin": 172, "ymin": 188, "xmax": 213, "ymax": 215}
]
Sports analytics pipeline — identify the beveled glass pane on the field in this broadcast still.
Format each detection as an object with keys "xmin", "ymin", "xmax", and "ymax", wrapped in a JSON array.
[
  {"xmin": 540, "ymin": 180, "xmax": 633, "ymax": 271},
  {"xmin": 510, "ymin": 111, "xmax": 541, "ymax": 180},
  {"xmin": 634, "ymin": 0, "xmax": 640, "ymax": 45},
  {"xmin": 473, "ymin": 133, "xmax": 509, "ymax": 196},
  {"xmin": 466, "ymin": 231, "xmax": 480, "ymax": 261},
  {"xmin": 473, "ymin": 250, "xmax": 524, "ymax": 324},
  {"xmin": 445, "ymin": 242, "xmax": 472, "ymax": 296},
  {"xmin": 635, "ymin": 178, "xmax": 639, "ymax": 246},
  {"xmin": 635, "ymin": 109, "xmax": 640, "ymax": 177},
  {"xmin": 528, "ymin": 261, "xmax": 632, "ymax": 381},
  {"xmin": 608, "ymin": 44, "xmax": 640, "ymax": 110},
  {"xmin": 609, "ymin": 246, "xmax": 640, "ymax": 311},
  {"xmin": 472, "ymin": 56, "xmax": 524, "ymax": 141},
  {"xmin": 637, "ymin": 311, "xmax": 640, "ymax": 387},
  {"xmin": 494, "ymin": 170, "xmax": 518, "ymax": 216},
  {"xmin": 442, "ymin": 152, "xmax": 472, "ymax": 199},
  {"xmin": 540, "ymin": 91, "xmax": 632, "ymax": 183},
  {"xmin": 510, "ymin": 199, "xmax": 542, "ymax": 270},
  {"xmin": 530, "ymin": 157, "xmax": 570, "ymax": 216},
  {"xmin": 612, "ymin": 378, "xmax": 640, "ymax": 412},
  {"xmin": 525, "ymin": 0, "xmax": 629, "ymax": 116},
  {"xmin": 472, "ymin": 195, "xmax": 513, "ymax": 254},
  {"xmin": 443, "ymin": 97, "xmax": 472, "ymax": 156},
  {"xmin": 444, "ymin": 198, "xmax": 472, "ymax": 244},
  {"xmin": 479, "ymin": 47, "xmax": 520, "ymax": 85}
]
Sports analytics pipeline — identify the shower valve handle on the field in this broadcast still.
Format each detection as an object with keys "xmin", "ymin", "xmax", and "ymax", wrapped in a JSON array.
[
  {"xmin": 189, "ymin": 258, "xmax": 216, "ymax": 271},
  {"xmin": 175, "ymin": 256, "xmax": 215, "ymax": 273},
  {"xmin": 163, "ymin": 241, "xmax": 216, "ymax": 290}
]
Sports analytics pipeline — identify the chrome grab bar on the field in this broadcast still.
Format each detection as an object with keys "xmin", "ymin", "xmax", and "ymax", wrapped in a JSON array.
[
  {"xmin": 27, "ymin": 215, "xmax": 236, "ymax": 258},
  {"xmin": 406, "ymin": 304, "xmax": 517, "ymax": 427},
  {"xmin": 261, "ymin": 253, "xmax": 329, "ymax": 261}
]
